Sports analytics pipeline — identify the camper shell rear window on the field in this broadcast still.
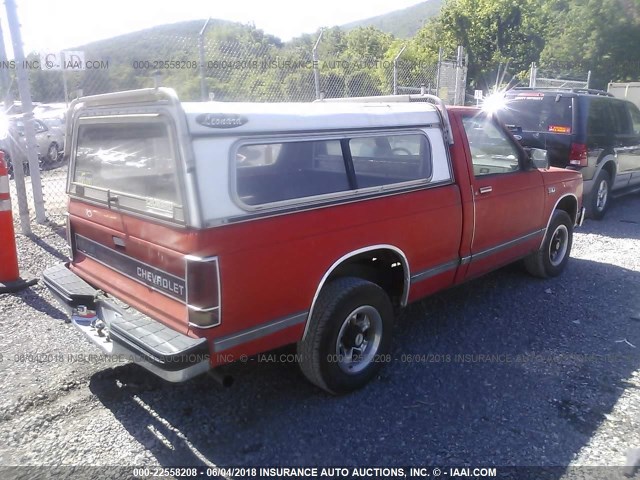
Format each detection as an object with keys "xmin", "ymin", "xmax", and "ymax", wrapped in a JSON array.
[{"xmin": 69, "ymin": 115, "xmax": 184, "ymax": 222}]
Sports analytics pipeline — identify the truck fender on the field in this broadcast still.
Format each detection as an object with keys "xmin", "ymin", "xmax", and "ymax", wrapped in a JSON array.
[
  {"xmin": 301, "ymin": 244, "xmax": 410, "ymax": 341},
  {"xmin": 540, "ymin": 193, "xmax": 578, "ymax": 249}
]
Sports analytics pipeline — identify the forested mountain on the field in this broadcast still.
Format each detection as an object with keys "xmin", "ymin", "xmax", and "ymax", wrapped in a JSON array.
[
  {"xmin": 342, "ymin": 0, "xmax": 443, "ymax": 38},
  {"xmin": 24, "ymin": 0, "xmax": 640, "ymax": 103}
]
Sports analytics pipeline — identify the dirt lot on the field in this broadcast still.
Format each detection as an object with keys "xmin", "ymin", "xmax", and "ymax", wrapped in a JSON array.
[{"xmin": 1, "ymin": 193, "xmax": 639, "ymax": 480}]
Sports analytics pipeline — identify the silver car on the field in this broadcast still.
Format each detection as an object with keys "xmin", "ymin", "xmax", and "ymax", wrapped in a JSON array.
[{"xmin": 1, "ymin": 117, "xmax": 65, "ymax": 177}]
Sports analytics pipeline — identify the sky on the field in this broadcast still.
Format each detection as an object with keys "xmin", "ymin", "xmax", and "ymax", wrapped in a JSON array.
[{"xmin": 2, "ymin": 0, "xmax": 426, "ymax": 54}]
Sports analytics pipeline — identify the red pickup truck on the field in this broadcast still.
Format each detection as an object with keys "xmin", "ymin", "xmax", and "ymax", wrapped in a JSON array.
[{"xmin": 43, "ymin": 89, "xmax": 584, "ymax": 394}]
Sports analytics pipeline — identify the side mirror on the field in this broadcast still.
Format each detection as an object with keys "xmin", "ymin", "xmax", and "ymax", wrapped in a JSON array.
[{"xmin": 527, "ymin": 148, "xmax": 549, "ymax": 169}]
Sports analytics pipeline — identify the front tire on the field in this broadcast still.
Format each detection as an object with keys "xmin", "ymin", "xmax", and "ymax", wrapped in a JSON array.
[
  {"xmin": 47, "ymin": 142, "xmax": 60, "ymax": 164},
  {"xmin": 589, "ymin": 169, "xmax": 611, "ymax": 220},
  {"xmin": 524, "ymin": 210, "xmax": 573, "ymax": 278},
  {"xmin": 297, "ymin": 277, "xmax": 394, "ymax": 394}
]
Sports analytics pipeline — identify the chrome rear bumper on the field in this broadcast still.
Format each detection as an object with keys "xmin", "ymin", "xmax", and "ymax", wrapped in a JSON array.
[{"xmin": 43, "ymin": 263, "xmax": 210, "ymax": 382}]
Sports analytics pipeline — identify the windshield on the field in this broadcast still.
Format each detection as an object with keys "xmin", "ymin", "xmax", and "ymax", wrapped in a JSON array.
[
  {"xmin": 495, "ymin": 93, "xmax": 573, "ymax": 134},
  {"xmin": 71, "ymin": 118, "xmax": 183, "ymax": 221}
]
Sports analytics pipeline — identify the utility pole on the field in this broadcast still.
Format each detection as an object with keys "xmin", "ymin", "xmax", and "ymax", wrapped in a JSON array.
[
  {"xmin": 0, "ymin": 19, "xmax": 29, "ymax": 234},
  {"xmin": 5, "ymin": 0, "xmax": 46, "ymax": 223}
]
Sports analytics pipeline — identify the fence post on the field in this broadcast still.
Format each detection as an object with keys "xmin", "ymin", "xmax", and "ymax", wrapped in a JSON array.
[
  {"xmin": 312, "ymin": 29, "xmax": 324, "ymax": 100},
  {"xmin": 0, "ymin": 20, "xmax": 29, "ymax": 235},
  {"xmin": 586, "ymin": 70, "xmax": 591, "ymax": 89},
  {"xmin": 5, "ymin": 0, "xmax": 46, "ymax": 224},
  {"xmin": 529, "ymin": 62, "xmax": 537, "ymax": 88},
  {"xmin": 393, "ymin": 44, "xmax": 406, "ymax": 95},
  {"xmin": 435, "ymin": 48, "xmax": 443, "ymax": 98},
  {"xmin": 61, "ymin": 51, "xmax": 69, "ymax": 106},
  {"xmin": 462, "ymin": 53, "xmax": 469, "ymax": 102},
  {"xmin": 199, "ymin": 18, "xmax": 211, "ymax": 101},
  {"xmin": 454, "ymin": 46, "xmax": 464, "ymax": 105}
]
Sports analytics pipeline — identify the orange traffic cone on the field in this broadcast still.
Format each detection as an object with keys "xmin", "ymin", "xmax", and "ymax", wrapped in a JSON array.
[{"xmin": 0, "ymin": 152, "xmax": 37, "ymax": 293}]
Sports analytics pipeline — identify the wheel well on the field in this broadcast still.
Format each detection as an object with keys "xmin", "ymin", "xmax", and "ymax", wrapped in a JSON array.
[
  {"xmin": 327, "ymin": 249, "xmax": 407, "ymax": 307},
  {"xmin": 556, "ymin": 195, "xmax": 578, "ymax": 224},
  {"xmin": 601, "ymin": 160, "xmax": 616, "ymax": 181}
]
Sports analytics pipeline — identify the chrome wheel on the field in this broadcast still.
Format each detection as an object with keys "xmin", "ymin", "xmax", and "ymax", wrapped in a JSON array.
[
  {"xmin": 47, "ymin": 143, "xmax": 59, "ymax": 162},
  {"xmin": 548, "ymin": 224, "xmax": 569, "ymax": 267},
  {"xmin": 335, "ymin": 305, "xmax": 382, "ymax": 374},
  {"xmin": 596, "ymin": 178, "xmax": 609, "ymax": 212}
]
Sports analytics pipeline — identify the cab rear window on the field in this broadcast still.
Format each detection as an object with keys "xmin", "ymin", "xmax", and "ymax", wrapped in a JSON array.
[
  {"xmin": 70, "ymin": 118, "xmax": 184, "ymax": 221},
  {"xmin": 496, "ymin": 94, "xmax": 573, "ymax": 134}
]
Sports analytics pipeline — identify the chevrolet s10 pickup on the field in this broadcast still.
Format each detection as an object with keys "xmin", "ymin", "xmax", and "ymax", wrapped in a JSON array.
[{"xmin": 43, "ymin": 89, "xmax": 584, "ymax": 394}]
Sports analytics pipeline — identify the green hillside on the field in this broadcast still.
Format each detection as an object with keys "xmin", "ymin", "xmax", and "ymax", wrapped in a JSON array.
[
  {"xmin": 24, "ymin": 0, "xmax": 640, "ymax": 103},
  {"xmin": 342, "ymin": 0, "xmax": 443, "ymax": 38}
]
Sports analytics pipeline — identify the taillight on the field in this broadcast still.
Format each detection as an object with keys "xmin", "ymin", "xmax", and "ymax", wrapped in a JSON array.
[
  {"xmin": 185, "ymin": 255, "xmax": 221, "ymax": 328},
  {"xmin": 569, "ymin": 143, "xmax": 588, "ymax": 166}
]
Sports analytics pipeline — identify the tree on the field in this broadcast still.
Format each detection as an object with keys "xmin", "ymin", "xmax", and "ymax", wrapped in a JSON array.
[
  {"xmin": 414, "ymin": 0, "xmax": 548, "ymax": 90},
  {"xmin": 343, "ymin": 26, "xmax": 394, "ymax": 61},
  {"xmin": 540, "ymin": 0, "xmax": 640, "ymax": 88}
]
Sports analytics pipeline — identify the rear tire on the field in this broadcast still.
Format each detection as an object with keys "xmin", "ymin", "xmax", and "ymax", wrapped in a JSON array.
[
  {"xmin": 297, "ymin": 277, "xmax": 393, "ymax": 395},
  {"xmin": 524, "ymin": 210, "xmax": 573, "ymax": 278},
  {"xmin": 589, "ymin": 169, "xmax": 611, "ymax": 220}
]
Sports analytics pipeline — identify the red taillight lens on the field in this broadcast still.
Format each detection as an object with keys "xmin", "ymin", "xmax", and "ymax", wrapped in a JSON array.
[
  {"xmin": 569, "ymin": 143, "xmax": 588, "ymax": 166},
  {"xmin": 185, "ymin": 255, "xmax": 221, "ymax": 328}
]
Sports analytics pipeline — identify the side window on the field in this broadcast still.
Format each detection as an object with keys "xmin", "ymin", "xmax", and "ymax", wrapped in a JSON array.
[
  {"xmin": 236, "ymin": 144, "xmax": 281, "ymax": 167},
  {"xmin": 235, "ymin": 139, "xmax": 350, "ymax": 206},
  {"xmin": 629, "ymin": 104, "xmax": 640, "ymax": 135},
  {"xmin": 462, "ymin": 116, "xmax": 521, "ymax": 177},
  {"xmin": 349, "ymin": 134, "xmax": 431, "ymax": 188},
  {"xmin": 34, "ymin": 120, "xmax": 47, "ymax": 134},
  {"xmin": 610, "ymin": 101, "xmax": 632, "ymax": 135},
  {"xmin": 235, "ymin": 132, "xmax": 433, "ymax": 208},
  {"xmin": 587, "ymin": 99, "xmax": 615, "ymax": 138}
]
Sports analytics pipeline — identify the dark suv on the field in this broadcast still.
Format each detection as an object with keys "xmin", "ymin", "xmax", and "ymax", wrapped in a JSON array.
[{"xmin": 495, "ymin": 88, "xmax": 640, "ymax": 219}]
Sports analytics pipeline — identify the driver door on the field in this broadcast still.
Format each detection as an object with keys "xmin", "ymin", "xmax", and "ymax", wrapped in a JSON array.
[{"xmin": 460, "ymin": 113, "xmax": 546, "ymax": 280}]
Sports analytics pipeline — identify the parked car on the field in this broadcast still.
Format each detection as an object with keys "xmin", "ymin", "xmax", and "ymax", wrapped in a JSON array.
[
  {"xmin": 0, "ymin": 118, "xmax": 29, "ymax": 178},
  {"xmin": 43, "ymin": 89, "xmax": 584, "ymax": 394},
  {"xmin": 34, "ymin": 103, "xmax": 67, "ymax": 123},
  {"xmin": 0, "ymin": 117, "xmax": 65, "ymax": 177},
  {"xmin": 31, "ymin": 118, "xmax": 65, "ymax": 166},
  {"xmin": 494, "ymin": 87, "xmax": 640, "ymax": 219}
]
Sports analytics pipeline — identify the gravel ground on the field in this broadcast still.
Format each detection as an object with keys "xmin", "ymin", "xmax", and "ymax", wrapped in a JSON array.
[{"xmin": 0, "ymin": 193, "xmax": 639, "ymax": 480}]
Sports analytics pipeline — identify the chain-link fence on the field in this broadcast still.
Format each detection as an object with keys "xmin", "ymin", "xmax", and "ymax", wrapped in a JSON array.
[
  {"xmin": 528, "ymin": 62, "xmax": 591, "ymax": 90},
  {"xmin": 5, "ymin": 24, "xmax": 467, "ymax": 226}
]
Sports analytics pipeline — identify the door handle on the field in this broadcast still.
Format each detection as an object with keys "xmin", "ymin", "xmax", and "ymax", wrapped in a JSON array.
[{"xmin": 479, "ymin": 186, "xmax": 493, "ymax": 194}]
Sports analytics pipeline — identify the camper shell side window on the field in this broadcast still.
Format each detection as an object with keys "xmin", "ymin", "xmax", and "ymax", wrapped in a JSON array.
[{"xmin": 233, "ymin": 131, "xmax": 433, "ymax": 209}]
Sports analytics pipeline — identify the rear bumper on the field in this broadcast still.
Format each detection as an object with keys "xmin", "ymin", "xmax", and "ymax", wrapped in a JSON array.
[{"xmin": 42, "ymin": 263, "xmax": 210, "ymax": 382}]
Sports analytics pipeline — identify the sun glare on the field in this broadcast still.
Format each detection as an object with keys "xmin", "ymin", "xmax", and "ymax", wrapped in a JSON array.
[{"xmin": 481, "ymin": 91, "xmax": 508, "ymax": 114}]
